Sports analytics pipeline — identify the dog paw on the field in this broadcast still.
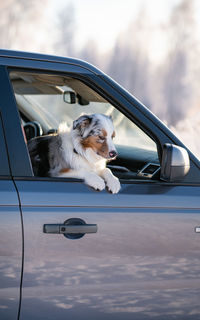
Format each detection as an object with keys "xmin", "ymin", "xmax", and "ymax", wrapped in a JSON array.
[
  {"xmin": 106, "ymin": 176, "xmax": 121, "ymax": 194},
  {"xmin": 85, "ymin": 174, "xmax": 105, "ymax": 191}
]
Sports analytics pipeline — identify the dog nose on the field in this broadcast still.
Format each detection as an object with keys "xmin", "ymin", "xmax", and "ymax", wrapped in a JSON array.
[{"xmin": 109, "ymin": 150, "xmax": 117, "ymax": 158}]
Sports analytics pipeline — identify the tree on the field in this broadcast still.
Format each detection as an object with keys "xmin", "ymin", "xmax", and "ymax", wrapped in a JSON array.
[
  {"xmin": 0, "ymin": 0, "xmax": 48, "ymax": 52},
  {"xmin": 107, "ymin": 8, "xmax": 153, "ymax": 108},
  {"xmin": 160, "ymin": 0, "xmax": 197, "ymax": 125},
  {"xmin": 53, "ymin": 2, "xmax": 76, "ymax": 57}
]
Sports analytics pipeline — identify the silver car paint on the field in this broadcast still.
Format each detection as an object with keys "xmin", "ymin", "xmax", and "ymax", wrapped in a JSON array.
[
  {"xmin": 0, "ymin": 180, "xmax": 22, "ymax": 319},
  {"xmin": 15, "ymin": 180, "xmax": 200, "ymax": 319}
]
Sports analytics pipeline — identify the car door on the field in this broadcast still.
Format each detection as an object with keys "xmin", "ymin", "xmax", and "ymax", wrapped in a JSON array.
[
  {"xmin": 14, "ymin": 181, "xmax": 200, "ymax": 320},
  {"xmin": 2, "ymin": 55, "xmax": 200, "ymax": 320},
  {"xmin": 0, "ymin": 67, "xmax": 22, "ymax": 320}
]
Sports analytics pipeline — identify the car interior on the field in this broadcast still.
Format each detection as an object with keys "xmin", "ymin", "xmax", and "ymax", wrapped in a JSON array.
[{"xmin": 9, "ymin": 71, "xmax": 160, "ymax": 181}]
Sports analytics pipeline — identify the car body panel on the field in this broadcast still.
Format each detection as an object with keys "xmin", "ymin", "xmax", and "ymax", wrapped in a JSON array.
[
  {"xmin": 0, "ymin": 90, "xmax": 22, "ymax": 319},
  {"xmin": 0, "ymin": 204, "xmax": 22, "ymax": 320},
  {"xmin": 0, "ymin": 49, "xmax": 105, "ymax": 75},
  {"xmin": 15, "ymin": 179, "xmax": 200, "ymax": 209},
  {"xmin": 0, "ymin": 182, "xmax": 22, "ymax": 319},
  {"xmin": 15, "ymin": 179, "xmax": 200, "ymax": 319},
  {"xmin": 0, "ymin": 50, "xmax": 199, "ymax": 319}
]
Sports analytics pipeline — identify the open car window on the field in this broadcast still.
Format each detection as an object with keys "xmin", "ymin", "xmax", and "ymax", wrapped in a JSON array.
[{"xmin": 10, "ymin": 71, "xmax": 160, "ymax": 181}]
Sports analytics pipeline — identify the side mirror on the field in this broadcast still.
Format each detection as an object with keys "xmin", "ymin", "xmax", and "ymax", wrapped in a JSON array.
[
  {"xmin": 63, "ymin": 91, "xmax": 76, "ymax": 104},
  {"xmin": 160, "ymin": 143, "xmax": 190, "ymax": 182}
]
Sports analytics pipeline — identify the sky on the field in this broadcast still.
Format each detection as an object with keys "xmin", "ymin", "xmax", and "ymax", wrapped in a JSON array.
[{"xmin": 50, "ymin": 0, "xmax": 181, "ymax": 55}]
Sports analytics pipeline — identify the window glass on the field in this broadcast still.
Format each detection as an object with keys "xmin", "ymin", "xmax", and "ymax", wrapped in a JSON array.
[{"xmin": 10, "ymin": 71, "xmax": 160, "ymax": 180}]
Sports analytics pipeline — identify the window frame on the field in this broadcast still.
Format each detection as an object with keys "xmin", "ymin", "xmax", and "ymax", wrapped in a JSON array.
[
  {"xmin": 8, "ymin": 68, "xmax": 161, "ymax": 180},
  {"xmin": 0, "ymin": 112, "xmax": 12, "ymax": 178},
  {"xmin": 3, "ymin": 64, "xmax": 198, "ymax": 184},
  {"xmin": 0, "ymin": 66, "xmax": 28, "ymax": 178}
]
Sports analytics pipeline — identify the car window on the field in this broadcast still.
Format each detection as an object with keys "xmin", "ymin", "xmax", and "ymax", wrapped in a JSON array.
[{"xmin": 9, "ymin": 71, "xmax": 160, "ymax": 181}]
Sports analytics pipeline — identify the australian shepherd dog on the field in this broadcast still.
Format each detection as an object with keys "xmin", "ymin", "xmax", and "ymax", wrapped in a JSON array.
[{"xmin": 28, "ymin": 114, "xmax": 121, "ymax": 193}]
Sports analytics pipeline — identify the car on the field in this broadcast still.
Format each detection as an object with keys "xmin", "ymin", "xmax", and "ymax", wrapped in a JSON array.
[{"xmin": 0, "ymin": 49, "xmax": 200, "ymax": 320}]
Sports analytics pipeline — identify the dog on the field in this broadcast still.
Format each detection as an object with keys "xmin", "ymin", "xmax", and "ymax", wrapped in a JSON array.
[{"xmin": 28, "ymin": 113, "xmax": 121, "ymax": 194}]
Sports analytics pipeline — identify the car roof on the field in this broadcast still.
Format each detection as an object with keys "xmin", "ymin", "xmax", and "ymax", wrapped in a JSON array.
[{"xmin": 0, "ymin": 49, "xmax": 104, "ymax": 75}]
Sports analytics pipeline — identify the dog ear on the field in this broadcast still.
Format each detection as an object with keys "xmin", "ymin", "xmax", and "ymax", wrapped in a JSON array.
[{"xmin": 73, "ymin": 115, "xmax": 92, "ymax": 132}]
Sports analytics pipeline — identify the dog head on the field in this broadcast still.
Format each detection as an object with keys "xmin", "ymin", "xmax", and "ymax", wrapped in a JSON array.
[{"xmin": 73, "ymin": 114, "xmax": 117, "ymax": 160}]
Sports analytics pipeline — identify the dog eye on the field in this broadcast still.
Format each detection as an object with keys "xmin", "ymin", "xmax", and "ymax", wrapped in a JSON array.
[{"xmin": 99, "ymin": 136, "xmax": 105, "ymax": 141}]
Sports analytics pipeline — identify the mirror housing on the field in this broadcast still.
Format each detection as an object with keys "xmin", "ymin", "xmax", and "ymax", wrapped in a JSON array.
[
  {"xmin": 63, "ymin": 91, "xmax": 76, "ymax": 104},
  {"xmin": 160, "ymin": 144, "xmax": 190, "ymax": 182}
]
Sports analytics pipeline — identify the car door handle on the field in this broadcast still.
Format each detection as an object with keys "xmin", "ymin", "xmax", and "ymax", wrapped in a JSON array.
[
  {"xmin": 43, "ymin": 218, "xmax": 97, "ymax": 239},
  {"xmin": 43, "ymin": 223, "xmax": 97, "ymax": 234}
]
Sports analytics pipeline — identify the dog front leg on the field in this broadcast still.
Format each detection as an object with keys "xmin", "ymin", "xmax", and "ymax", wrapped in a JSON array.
[
  {"xmin": 100, "ymin": 168, "xmax": 121, "ymax": 194},
  {"xmin": 58, "ymin": 169, "xmax": 106, "ymax": 191}
]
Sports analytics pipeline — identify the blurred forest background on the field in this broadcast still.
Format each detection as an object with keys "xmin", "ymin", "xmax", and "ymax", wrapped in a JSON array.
[{"xmin": 0, "ymin": 0, "xmax": 199, "ymax": 159}]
